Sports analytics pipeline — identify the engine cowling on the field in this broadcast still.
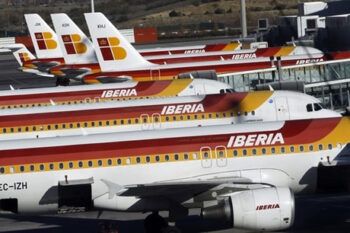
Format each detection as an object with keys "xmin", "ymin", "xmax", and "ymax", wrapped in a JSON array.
[
  {"xmin": 201, "ymin": 187, "xmax": 295, "ymax": 231},
  {"xmin": 177, "ymin": 70, "xmax": 218, "ymax": 80}
]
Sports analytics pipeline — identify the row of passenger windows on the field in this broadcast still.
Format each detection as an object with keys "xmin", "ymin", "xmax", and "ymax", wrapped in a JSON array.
[
  {"xmin": 0, "ymin": 96, "xmax": 166, "ymax": 109},
  {"xmin": 1, "ymin": 111, "xmax": 256, "ymax": 134},
  {"xmin": 0, "ymin": 143, "xmax": 336, "ymax": 174}
]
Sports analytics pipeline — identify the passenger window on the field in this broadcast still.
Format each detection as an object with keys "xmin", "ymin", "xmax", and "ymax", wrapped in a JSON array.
[
  {"xmin": 136, "ymin": 157, "xmax": 141, "ymax": 163},
  {"xmin": 262, "ymin": 148, "xmax": 266, "ymax": 154},
  {"xmin": 184, "ymin": 153, "xmax": 189, "ymax": 160},
  {"xmin": 252, "ymin": 111, "xmax": 255, "ymax": 116},
  {"xmin": 243, "ymin": 149, "xmax": 247, "ymax": 156},
  {"xmin": 290, "ymin": 146, "xmax": 295, "ymax": 152},
  {"xmin": 117, "ymin": 159, "xmax": 122, "ymax": 165},
  {"xmin": 69, "ymin": 162, "xmax": 73, "ymax": 168},
  {"xmin": 107, "ymin": 159, "xmax": 112, "ymax": 166},
  {"xmin": 165, "ymin": 155, "xmax": 170, "ymax": 161},
  {"xmin": 146, "ymin": 156, "xmax": 151, "ymax": 163},
  {"xmin": 271, "ymin": 147, "xmax": 276, "ymax": 154},
  {"xmin": 252, "ymin": 149, "xmax": 257, "ymax": 155},
  {"xmin": 0, "ymin": 167, "xmax": 4, "ymax": 174},
  {"xmin": 319, "ymin": 144, "xmax": 323, "ymax": 150},
  {"xmin": 2, "ymin": 128, "xmax": 5, "ymax": 133},
  {"xmin": 99, "ymin": 121, "xmax": 102, "ymax": 126},
  {"xmin": 299, "ymin": 146, "xmax": 304, "ymax": 152},
  {"xmin": 174, "ymin": 154, "xmax": 179, "ymax": 160},
  {"xmin": 59, "ymin": 163, "xmax": 64, "ymax": 169},
  {"xmin": 88, "ymin": 161, "xmax": 93, "ymax": 167},
  {"xmin": 84, "ymin": 122, "xmax": 88, "ymax": 127},
  {"xmin": 40, "ymin": 164, "xmax": 44, "ymax": 171},
  {"xmin": 78, "ymin": 162, "xmax": 83, "ymax": 168},
  {"xmin": 309, "ymin": 145, "xmax": 314, "ymax": 151},
  {"xmin": 30, "ymin": 165, "xmax": 35, "ymax": 171},
  {"xmin": 98, "ymin": 160, "xmax": 102, "ymax": 166},
  {"xmin": 233, "ymin": 150, "xmax": 238, "ymax": 156},
  {"xmin": 20, "ymin": 166, "xmax": 25, "ymax": 172},
  {"xmin": 49, "ymin": 164, "xmax": 54, "ymax": 170},
  {"xmin": 306, "ymin": 104, "xmax": 313, "ymax": 112},
  {"xmin": 69, "ymin": 123, "xmax": 73, "ymax": 128},
  {"xmin": 281, "ymin": 147, "xmax": 285, "ymax": 153},
  {"xmin": 155, "ymin": 156, "xmax": 160, "ymax": 162},
  {"xmin": 328, "ymin": 144, "xmax": 333, "ymax": 150}
]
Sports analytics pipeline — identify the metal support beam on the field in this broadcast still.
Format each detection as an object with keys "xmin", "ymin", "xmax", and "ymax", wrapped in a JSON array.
[
  {"xmin": 91, "ymin": 0, "xmax": 95, "ymax": 13},
  {"xmin": 240, "ymin": 0, "xmax": 247, "ymax": 38}
]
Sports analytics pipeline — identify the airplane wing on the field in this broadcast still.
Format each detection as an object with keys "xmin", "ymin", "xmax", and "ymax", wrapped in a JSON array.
[{"xmin": 102, "ymin": 177, "xmax": 270, "ymax": 200}]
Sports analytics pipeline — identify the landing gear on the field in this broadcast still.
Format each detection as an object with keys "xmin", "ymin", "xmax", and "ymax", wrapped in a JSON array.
[{"xmin": 144, "ymin": 212, "xmax": 181, "ymax": 233}]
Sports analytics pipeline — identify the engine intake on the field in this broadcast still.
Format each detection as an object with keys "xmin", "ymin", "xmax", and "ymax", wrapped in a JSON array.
[{"xmin": 201, "ymin": 187, "xmax": 295, "ymax": 231}]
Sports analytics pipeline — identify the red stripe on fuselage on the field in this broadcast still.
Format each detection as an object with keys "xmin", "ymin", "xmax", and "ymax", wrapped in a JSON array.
[
  {"xmin": 0, "ymin": 93, "xmax": 247, "ymax": 127},
  {"xmin": 0, "ymin": 117, "xmax": 342, "ymax": 166}
]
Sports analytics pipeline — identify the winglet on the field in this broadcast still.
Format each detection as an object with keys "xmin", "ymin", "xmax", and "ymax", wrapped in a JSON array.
[
  {"xmin": 24, "ymin": 14, "xmax": 63, "ymax": 59},
  {"xmin": 13, "ymin": 47, "xmax": 36, "ymax": 66},
  {"xmin": 51, "ymin": 13, "xmax": 98, "ymax": 65},
  {"xmin": 101, "ymin": 179, "xmax": 125, "ymax": 199},
  {"xmin": 84, "ymin": 12, "xmax": 156, "ymax": 72}
]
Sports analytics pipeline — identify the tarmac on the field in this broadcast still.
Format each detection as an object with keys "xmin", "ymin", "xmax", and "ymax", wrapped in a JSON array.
[{"xmin": 0, "ymin": 54, "xmax": 349, "ymax": 233}]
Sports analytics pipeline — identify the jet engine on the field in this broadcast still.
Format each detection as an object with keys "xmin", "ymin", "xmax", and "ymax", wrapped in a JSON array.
[
  {"xmin": 177, "ymin": 70, "xmax": 218, "ymax": 80},
  {"xmin": 201, "ymin": 187, "xmax": 295, "ymax": 231}
]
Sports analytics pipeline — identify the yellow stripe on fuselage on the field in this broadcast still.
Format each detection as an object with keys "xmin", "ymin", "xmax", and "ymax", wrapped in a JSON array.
[
  {"xmin": 155, "ymin": 79, "xmax": 193, "ymax": 97},
  {"xmin": 236, "ymin": 91, "xmax": 273, "ymax": 112},
  {"xmin": 275, "ymin": 46, "xmax": 295, "ymax": 57}
]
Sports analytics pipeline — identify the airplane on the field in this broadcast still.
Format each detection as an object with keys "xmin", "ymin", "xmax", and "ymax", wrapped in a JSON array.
[
  {"xmin": 137, "ymin": 40, "xmax": 242, "ymax": 56},
  {"xmin": 48, "ymin": 13, "xmax": 326, "ymax": 85},
  {"xmin": 0, "ymin": 79, "xmax": 231, "ymax": 109},
  {"xmin": 19, "ymin": 13, "xmax": 241, "ymax": 85},
  {"xmin": 0, "ymin": 114, "xmax": 349, "ymax": 232},
  {"xmin": 82, "ymin": 12, "xmax": 346, "ymax": 84},
  {"xmin": 0, "ymin": 90, "xmax": 339, "ymax": 140},
  {"xmin": 22, "ymin": 14, "xmax": 64, "ymax": 73}
]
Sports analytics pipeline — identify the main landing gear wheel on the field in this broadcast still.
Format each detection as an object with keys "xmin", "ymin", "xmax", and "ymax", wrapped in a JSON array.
[{"xmin": 144, "ymin": 212, "xmax": 181, "ymax": 233}]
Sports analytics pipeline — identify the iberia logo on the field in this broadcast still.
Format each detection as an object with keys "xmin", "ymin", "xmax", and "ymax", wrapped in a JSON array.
[
  {"xmin": 19, "ymin": 52, "xmax": 31, "ymax": 62},
  {"xmin": 61, "ymin": 34, "xmax": 87, "ymax": 54},
  {"xmin": 97, "ymin": 37, "xmax": 127, "ymax": 61},
  {"xmin": 34, "ymin": 32, "xmax": 58, "ymax": 50}
]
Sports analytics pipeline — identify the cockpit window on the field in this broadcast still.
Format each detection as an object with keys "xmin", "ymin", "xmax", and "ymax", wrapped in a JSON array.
[
  {"xmin": 314, "ymin": 103, "xmax": 323, "ymax": 111},
  {"xmin": 306, "ymin": 104, "xmax": 313, "ymax": 112}
]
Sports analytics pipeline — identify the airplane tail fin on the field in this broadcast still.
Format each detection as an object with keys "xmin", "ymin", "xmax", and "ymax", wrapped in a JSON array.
[
  {"xmin": 24, "ymin": 14, "xmax": 63, "ymax": 59},
  {"xmin": 51, "ymin": 13, "xmax": 98, "ymax": 65},
  {"xmin": 84, "ymin": 12, "xmax": 155, "ymax": 72},
  {"xmin": 13, "ymin": 46, "xmax": 36, "ymax": 66}
]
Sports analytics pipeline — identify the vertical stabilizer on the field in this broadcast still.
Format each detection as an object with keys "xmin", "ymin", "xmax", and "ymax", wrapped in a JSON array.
[
  {"xmin": 51, "ymin": 13, "xmax": 98, "ymax": 64},
  {"xmin": 24, "ymin": 14, "xmax": 63, "ymax": 59},
  {"xmin": 84, "ymin": 12, "xmax": 155, "ymax": 72},
  {"xmin": 13, "ymin": 47, "xmax": 36, "ymax": 66}
]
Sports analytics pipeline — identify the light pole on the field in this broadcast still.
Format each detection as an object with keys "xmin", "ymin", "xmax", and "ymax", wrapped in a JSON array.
[
  {"xmin": 240, "ymin": 0, "xmax": 247, "ymax": 38},
  {"xmin": 91, "ymin": 0, "xmax": 95, "ymax": 13}
]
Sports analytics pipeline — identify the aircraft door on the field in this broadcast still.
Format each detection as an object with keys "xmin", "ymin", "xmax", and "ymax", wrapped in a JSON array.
[
  {"xmin": 152, "ymin": 113, "xmax": 161, "ymax": 129},
  {"xmin": 215, "ymin": 146, "xmax": 227, "ymax": 167},
  {"xmin": 275, "ymin": 97, "xmax": 290, "ymax": 121},
  {"xmin": 140, "ymin": 114, "xmax": 150, "ymax": 130},
  {"xmin": 200, "ymin": 147, "xmax": 212, "ymax": 168},
  {"xmin": 150, "ymin": 69, "xmax": 161, "ymax": 80}
]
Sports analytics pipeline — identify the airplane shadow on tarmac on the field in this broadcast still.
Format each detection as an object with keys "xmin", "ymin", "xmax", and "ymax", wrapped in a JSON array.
[{"xmin": 0, "ymin": 194, "xmax": 350, "ymax": 233}]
